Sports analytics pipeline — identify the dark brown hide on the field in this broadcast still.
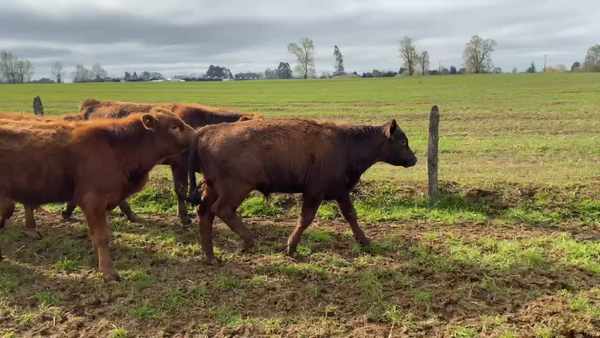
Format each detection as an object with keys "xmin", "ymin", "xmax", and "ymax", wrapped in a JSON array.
[{"xmin": 187, "ymin": 118, "xmax": 417, "ymax": 263}]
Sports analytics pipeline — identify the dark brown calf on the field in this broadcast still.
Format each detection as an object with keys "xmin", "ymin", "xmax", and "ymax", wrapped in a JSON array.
[
  {"xmin": 187, "ymin": 118, "xmax": 417, "ymax": 264},
  {"xmin": 66, "ymin": 99, "xmax": 263, "ymax": 225},
  {"xmin": 0, "ymin": 110, "xmax": 196, "ymax": 281}
]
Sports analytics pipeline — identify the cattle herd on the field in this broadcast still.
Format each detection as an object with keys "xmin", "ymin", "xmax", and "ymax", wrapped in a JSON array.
[{"xmin": 0, "ymin": 99, "xmax": 417, "ymax": 282}]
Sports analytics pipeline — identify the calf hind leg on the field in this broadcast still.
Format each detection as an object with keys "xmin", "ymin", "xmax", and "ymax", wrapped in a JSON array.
[
  {"xmin": 171, "ymin": 162, "xmax": 192, "ymax": 226},
  {"xmin": 24, "ymin": 206, "xmax": 42, "ymax": 240},
  {"xmin": 335, "ymin": 193, "xmax": 371, "ymax": 248},
  {"xmin": 212, "ymin": 188, "xmax": 255, "ymax": 254},
  {"xmin": 118, "ymin": 201, "xmax": 141, "ymax": 223},
  {"xmin": 196, "ymin": 186, "xmax": 219, "ymax": 264},
  {"xmin": 286, "ymin": 193, "xmax": 323, "ymax": 257},
  {"xmin": 0, "ymin": 198, "xmax": 15, "ymax": 230},
  {"xmin": 61, "ymin": 202, "xmax": 77, "ymax": 220}
]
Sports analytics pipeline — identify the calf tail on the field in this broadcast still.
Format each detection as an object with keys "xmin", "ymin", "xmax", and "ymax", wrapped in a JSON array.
[{"xmin": 188, "ymin": 138, "xmax": 203, "ymax": 207}]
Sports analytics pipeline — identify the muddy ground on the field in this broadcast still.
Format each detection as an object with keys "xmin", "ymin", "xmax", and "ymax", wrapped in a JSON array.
[{"xmin": 1, "ymin": 207, "xmax": 599, "ymax": 338}]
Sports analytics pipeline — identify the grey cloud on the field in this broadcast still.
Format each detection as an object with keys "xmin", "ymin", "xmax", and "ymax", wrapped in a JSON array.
[{"xmin": 1, "ymin": 0, "xmax": 598, "ymax": 80}]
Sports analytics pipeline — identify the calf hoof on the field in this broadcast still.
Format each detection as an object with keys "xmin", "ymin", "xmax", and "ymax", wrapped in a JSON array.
[
  {"xmin": 61, "ymin": 211, "xmax": 72, "ymax": 220},
  {"xmin": 285, "ymin": 245, "xmax": 298, "ymax": 258},
  {"xmin": 360, "ymin": 237, "xmax": 372, "ymax": 250},
  {"xmin": 180, "ymin": 216, "xmax": 192, "ymax": 227},
  {"xmin": 127, "ymin": 214, "xmax": 142, "ymax": 223},
  {"xmin": 26, "ymin": 230, "xmax": 42, "ymax": 240},
  {"xmin": 205, "ymin": 256, "xmax": 222, "ymax": 265},
  {"xmin": 102, "ymin": 271, "xmax": 121, "ymax": 283}
]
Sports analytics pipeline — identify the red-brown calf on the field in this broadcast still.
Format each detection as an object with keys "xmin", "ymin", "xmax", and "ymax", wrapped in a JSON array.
[
  {"xmin": 0, "ymin": 109, "xmax": 196, "ymax": 281},
  {"xmin": 187, "ymin": 118, "xmax": 417, "ymax": 264},
  {"xmin": 65, "ymin": 99, "xmax": 263, "ymax": 225}
]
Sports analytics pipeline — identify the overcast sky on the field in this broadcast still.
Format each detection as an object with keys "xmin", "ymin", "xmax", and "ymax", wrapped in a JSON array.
[{"xmin": 1, "ymin": 0, "xmax": 599, "ymax": 81}]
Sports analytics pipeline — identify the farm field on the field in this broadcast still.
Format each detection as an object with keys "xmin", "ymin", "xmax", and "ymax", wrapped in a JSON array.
[{"xmin": 0, "ymin": 74, "xmax": 599, "ymax": 337}]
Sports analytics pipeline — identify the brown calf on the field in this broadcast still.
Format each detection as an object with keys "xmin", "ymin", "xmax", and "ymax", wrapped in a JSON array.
[
  {"xmin": 187, "ymin": 118, "xmax": 417, "ymax": 264},
  {"xmin": 67, "ymin": 99, "xmax": 263, "ymax": 225},
  {"xmin": 0, "ymin": 112, "xmax": 132, "ymax": 237},
  {"xmin": 0, "ymin": 109, "xmax": 196, "ymax": 281}
]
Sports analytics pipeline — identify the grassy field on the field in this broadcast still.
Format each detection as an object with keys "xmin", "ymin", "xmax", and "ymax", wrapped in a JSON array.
[{"xmin": 1, "ymin": 74, "xmax": 599, "ymax": 337}]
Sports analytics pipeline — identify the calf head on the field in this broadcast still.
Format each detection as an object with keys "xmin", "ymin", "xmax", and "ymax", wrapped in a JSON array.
[
  {"xmin": 143, "ymin": 108, "xmax": 196, "ymax": 156},
  {"xmin": 380, "ymin": 119, "xmax": 417, "ymax": 167}
]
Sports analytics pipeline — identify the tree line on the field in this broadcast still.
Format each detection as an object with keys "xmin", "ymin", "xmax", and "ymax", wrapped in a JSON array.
[{"xmin": 1, "ymin": 41, "xmax": 599, "ymax": 84}]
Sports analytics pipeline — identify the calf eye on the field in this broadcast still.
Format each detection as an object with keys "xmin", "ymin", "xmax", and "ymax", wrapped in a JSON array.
[{"xmin": 170, "ymin": 125, "xmax": 179, "ymax": 130}]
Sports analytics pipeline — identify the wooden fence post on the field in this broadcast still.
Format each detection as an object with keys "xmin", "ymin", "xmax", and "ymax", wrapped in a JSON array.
[
  {"xmin": 428, "ymin": 105, "xmax": 440, "ymax": 202},
  {"xmin": 33, "ymin": 96, "xmax": 44, "ymax": 116}
]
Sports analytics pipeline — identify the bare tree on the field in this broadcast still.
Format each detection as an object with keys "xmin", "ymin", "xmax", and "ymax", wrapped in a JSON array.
[
  {"xmin": 0, "ymin": 51, "xmax": 17, "ymax": 83},
  {"xmin": 51, "ymin": 62, "xmax": 66, "ymax": 83},
  {"xmin": 15, "ymin": 60, "xmax": 35, "ymax": 83},
  {"xmin": 419, "ymin": 50, "xmax": 430, "ymax": 75},
  {"xmin": 71, "ymin": 64, "xmax": 93, "ymax": 82},
  {"xmin": 463, "ymin": 35, "xmax": 497, "ymax": 73},
  {"xmin": 91, "ymin": 63, "xmax": 108, "ymax": 80},
  {"xmin": 398, "ymin": 36, "xmax": 419, "ymax": 76},
  {"xmin": 287, "ymin": 38, "xmax": 316, "ymax": 79}
]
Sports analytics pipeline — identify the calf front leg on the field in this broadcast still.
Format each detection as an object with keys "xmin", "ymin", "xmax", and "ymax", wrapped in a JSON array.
[
  {"xmin": 286, "ymin": 193, "xmax": 323, "ymax": 257},
  {"xmin": 80, "ymin": 198, "xmax": 120, "ymax": 282},
  {"xmin": 171, "ymin": 161, "xmax": 191, "ymax": 226},
  {"xmin": 335, "ymin": 193, "xmax": 371, "ymax": 248}
]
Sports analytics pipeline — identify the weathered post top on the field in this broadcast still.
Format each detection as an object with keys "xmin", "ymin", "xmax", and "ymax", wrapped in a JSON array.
[
  {"xmin": 428, "ymin": 105, "xmax": 440, "ymax": 202},
  {"xmin": 33, "ymin": 96, "xmax": 44, "ymax": 116}
]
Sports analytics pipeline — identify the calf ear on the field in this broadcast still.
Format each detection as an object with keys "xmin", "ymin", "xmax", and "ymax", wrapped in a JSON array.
[
  {"xmin": 385, "ymin": 119, "xmax": 397, "ymax": 138},
  {"xmin": 141, "ymin": 114, "xmax": 158, "ymax": 131}
]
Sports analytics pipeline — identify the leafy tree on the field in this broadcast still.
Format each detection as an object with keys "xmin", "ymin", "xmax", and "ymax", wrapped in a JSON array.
[
  {"xmin": 512, "ymin": 67, "xmax": 518, "ymax": 74},
  {"xmin": 441, "ymin": 67, "xmax": 450, "ymax": 75},
  {"xmin": 493, "ymin": 67, "xmax": 503, "ymax": 74},
  {"xmin": 526, "ymin": 61, "xmax": 537, "ymax": 73},
  {"xmin": 264, "ymin": 68, "xmax": 277, "ymax": 79},
  {"xmin": 463, "ymin": 35, "xmax": 497, "ymax": 73},
  {"xmin": 450, "ymin": 66, "xmax": 457, "ymax": 74},
  {"xmin": 205, "ymin": 65, "xmax": 232, "ymax": 78},
  {"xmin": 141, "ymin": 71, "xmax": 151, "ymax": 81},
  {"xmin": 398, "ymin": 36, "xmax": 418, "ymax": 76},
  {"xmin": 571, "ymin": 61, "xmax": 580, "ymax": 72},
  {"xmin": 132, "ymin": 71, "xmax": 138, "ymax": 80},
  {"xmin": 288, "ymin": 38, "xmax": 315, "ymax": 79},
  {"xmin": 583, "ymin": 45, "xmax": 600, "ymax": 72},
  {"xmin": 276, "ymin": 62, "xmax": 293, "ymax": 79},
  {"xmin": 333, "ymin": 45, "xmax": 345, "ymax": 76},
  {"xmin": 124, "ymin": 72, "xmax": 131, "ymax": 81}
]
